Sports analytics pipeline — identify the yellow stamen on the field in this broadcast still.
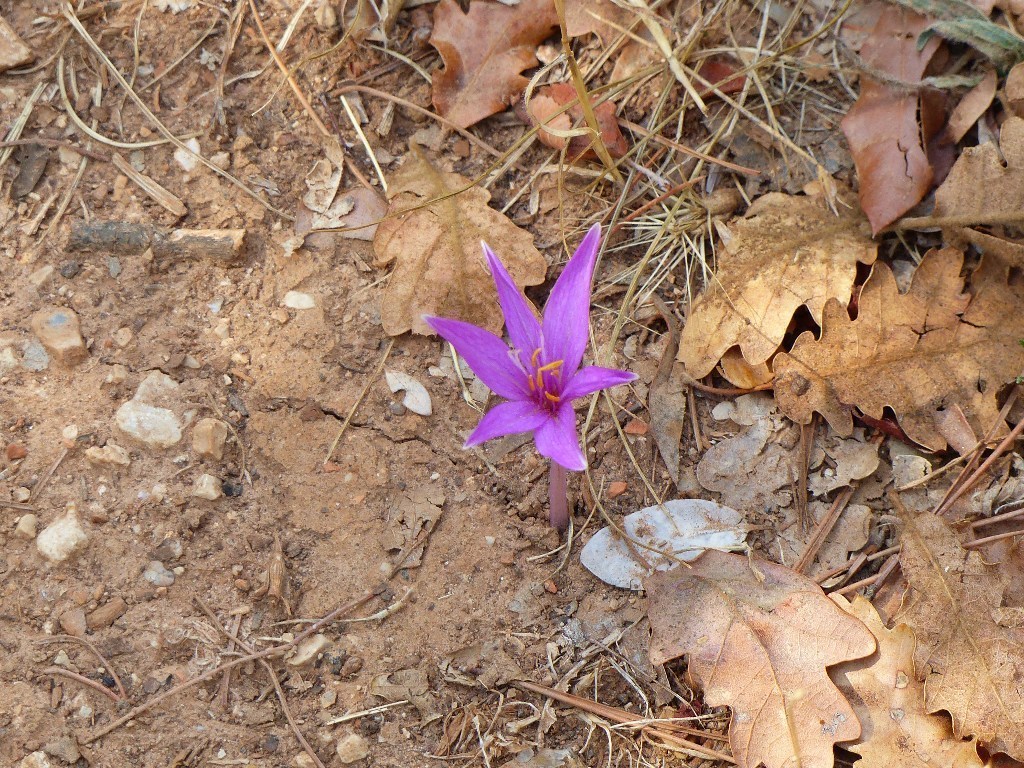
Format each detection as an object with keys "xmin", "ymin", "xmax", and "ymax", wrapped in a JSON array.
[
  {"xmin": 530, "ymin": 348, "xmax": 543, "ymax": 368},
  {"xmin": 527, "ymin": 376, "xmax": 536, "ymax": 392},
  {"xmin": 534, "ymin": 359, "xmax": 563, "ymax": 392},
  {"xmin": 544, "ymin": 391, "xmax": 561, "ymax": 404}
]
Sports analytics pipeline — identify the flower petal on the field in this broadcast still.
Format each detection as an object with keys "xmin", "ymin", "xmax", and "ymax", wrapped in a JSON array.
[
  {"xmin": 464, "ymin": 400, "xmax": 549, "ymax": 447},
  {"xmin": 542, "ymin": 224, "xmax": 602, "ymax": 374},
  {"xmin": 425, "ymin": 315, "xmax": 528, "ymax": 400},
  {"xmin": 534, "ymin": 402, "xmax": 586, "ymax": 471},
  {"xmin": 561, "ymin": 365, "xmax": 638, "ymax": 401},
  {"xmin": 483, "ymin": 242, "xmax": 542, "ymax": 358}
]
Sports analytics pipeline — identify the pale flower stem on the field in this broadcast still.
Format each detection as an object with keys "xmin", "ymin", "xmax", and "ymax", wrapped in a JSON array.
[{"xmin": 549, "ymin": 462, "xmax": 569, "ymax": 530}]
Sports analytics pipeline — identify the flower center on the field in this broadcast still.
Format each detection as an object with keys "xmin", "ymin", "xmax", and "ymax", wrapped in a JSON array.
[{"xmin": 526, "ymin": 347, "xmax": 564, "ymax": 410}]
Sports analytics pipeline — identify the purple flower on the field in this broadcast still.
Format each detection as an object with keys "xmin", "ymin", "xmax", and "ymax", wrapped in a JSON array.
[{"xmin": 425, "ymin": 224, "xmax": 637, "ymax": 472}]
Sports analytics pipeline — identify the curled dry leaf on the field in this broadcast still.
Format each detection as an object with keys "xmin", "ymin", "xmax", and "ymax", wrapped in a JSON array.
[
  {"xmin": 840, "ymin": 7, "xmax": 941, "ymax": 234},
  {"xmin": 429, "ymin": 0, "xmax": 558, "ymax": 129},
  {"xmin": 579, "ymin": 499, "xmax": 746, "ymax": 589},
  {"xmin": 647, "ymin": 550, "xmax": 876, "ymax": 768},
  {"xmin": 678, "ymin": 189, "xmax": 876, "ymax": 380},
  {"xmin": 523, "ymin": 82, "xmax": 628, "ymax": 161},
  {"xmin": 898, "ymin": 508, "xmax": 1024, "ymax": 759},
  {"xmin": 372, "ymin": 145, "xmax": 546, "ymax": 336},
  {"xmin": 831, "ymin": 594, "xmax": 984, "ymax": 768},
  {"xmin": 935, "ymin": 116, "xmax": 1024, "ymax": 247},
  {"xmin": 774, "ymin": 247, "xmax": 1024, "ymax": 452}
]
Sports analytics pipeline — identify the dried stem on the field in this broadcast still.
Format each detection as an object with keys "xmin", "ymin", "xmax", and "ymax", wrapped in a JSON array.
[{"xmin": 550, "ymin": 462, "xmax": 569, "ymax": 530}]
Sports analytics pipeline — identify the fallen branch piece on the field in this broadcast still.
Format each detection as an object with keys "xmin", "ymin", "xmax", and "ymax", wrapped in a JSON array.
[{"xmin": 69, "ymin": 221, "xmax": 246, "ymax": 263}]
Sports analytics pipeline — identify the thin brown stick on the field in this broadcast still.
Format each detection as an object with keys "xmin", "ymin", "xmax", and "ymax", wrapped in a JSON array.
[
  {"xmin": 814, "ymin": 545, "xmax": 900, "ymax": 585},
  {"xmin": 42, "ymin": 667, "xmax": 121, "ymax": 703},
  {"xmin": 794, "ymin": 487, "xmax": 854, "ymax": 574},
  {"xmin": 834, "ymin": 552, "xmax": 900, "ymax": 597},
  {"xmin": 970, "ymin": 499, "xmax": 1024, "ymax": 530},
  {"xmin": 516, "ymin": 681, "xmax": 734, "ymax": 763},
  {"xmin": 935, "ymin": 416, "xmax": 1024, "ymax": 516},
  {"xmin": 36, "ymin": 635, "xmax": 127, "ymax": 700},
  {"xmin": 195, "ymin": 598, "xmax": 325, "ymax": 768},
  {"xmin": 964, "ymin": 528, "xmax": 1024, "ymax": 549},
  {"xmin": 29, "ymin": 448, "xmax": 69, "ymax": 502},
  {"xmin": 0, "ymin": 138, "xmax": 109, "ymax": 161},
  {"xmin": 83, "ymin": 587, "xmax": 378, "ymax": 744},
  {"xmin": 686, "ymin": 376, "xmax": 774, "ymax": 396},
  {"xmin": 216, "ymin": 614, "xmax": 242, "ymax": 710}
]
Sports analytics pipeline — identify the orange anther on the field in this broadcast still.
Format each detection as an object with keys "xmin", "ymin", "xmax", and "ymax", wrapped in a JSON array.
[{"xmin": 544, "ymin": 391, "xmax": 561, "ymax": 404}]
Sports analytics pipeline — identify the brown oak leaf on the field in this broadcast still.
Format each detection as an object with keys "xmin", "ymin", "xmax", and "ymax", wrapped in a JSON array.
[
  {"xmin": 898, "ymin": 508, "xmax": 1024, "ymax": 760},
  {"xmin": 373, "ymin": 145, "xmax": 547, "ymax": 336},
  {"xmin": 831, "ymin": 594, "xmax": 984, "ymax": 768},
  {"xmin": 773, "ymin": 247, "xmax": 1024, "ymax": 452},
  {"xmin": 523, "ymin": 82, "xmax": 628, "ymax": 161},
  {"xmin": 935, "ymin": 115, "xmax": 1024, "ymax": 261},
  {"xmin": 430, "ymin": 0, "xmax": 558, "ymax": 129},
  {"xmin": 647, "ymin": 550, "xmax": 876, "ymax": 768},
  {"xmin": 677, "ymin": 189, "xmax": 876, "ymax": 380},
  {"xmin": 840, "ymin": 7, "xmax": 942, "ymax": 234}
]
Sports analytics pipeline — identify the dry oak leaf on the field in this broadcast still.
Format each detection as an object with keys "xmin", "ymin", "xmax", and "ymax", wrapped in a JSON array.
[
  {"xmin": 373, "ymin": 145, "xmax": 546, "ymax": 336},
  {"xmin": 898, "ymin": 509, "xmax": 1024, "ymax": 760},
  {"xmin": 524, "ymin": 82, "xmax": 628, "ymax": 161},
  {"xmin": 935, "ymin": 116, "xmax": 1024, "ymax": 243},
  {"xmin": 774, "ymin": 247, "xmax": 1024, "ymax": 452},
  {"xmin": 429, "ymin": 0, "xmax": 558, "ymax": 129},
  {"xmin": 830, "ymin": 594, "xmax": 984, "ymax": 768},
  {"xmin": 840, "ymin": 7, "xmax": 941, "ymax": 234},
  {"xmin": 647, "ymin": 550, "xmax": 876, "ymax": 768},
  {"xmin": 677, "ymin": 189, "xmax": 876, "ymax": 380}
]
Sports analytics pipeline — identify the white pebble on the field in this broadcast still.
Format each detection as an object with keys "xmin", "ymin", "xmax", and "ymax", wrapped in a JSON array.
[{"xmin": 283, "ymin": 291, "xmax": 316, "ymax": 310}]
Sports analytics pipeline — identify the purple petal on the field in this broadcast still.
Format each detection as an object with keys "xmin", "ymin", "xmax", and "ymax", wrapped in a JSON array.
[
  {"xmin": 483, "ymin": 242, "xmax": 542, "ymax": 357},
  {"xmin": 561, "ymin": 365, "xmax": 637, "ymax": 401},
  {"xmin": 464, "ymin": 400, "xmax": 549, "ymax": 447},
  {"xmin": 425, "ymin": 316, "xmax": 528, "ymax": 400},
  {"xmin": 542, "ymin": 224, "xmax": 602, "ymax": 374},
  {"xmin": 534, "ymin": 402, "xmax": 586, "ymax": 471}
]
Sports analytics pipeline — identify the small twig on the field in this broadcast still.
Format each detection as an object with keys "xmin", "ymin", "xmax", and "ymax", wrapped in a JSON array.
[
  {"xmin": 970, "ymin": 498, "xmax": 1024, "ymax": 531},
  {"xmin": 30, "ymin": 448, "xmax": 69, "ymax": 503},
  {"xmin": 935, "ymin": 416, "xmax": 1024, "ymax": 516},
  {"xmin": 794, "ymin": 487, "xmax": 853, "ymax": 574},
  {"xmin": 516, "ymin": 680, "xmax": 734, "ymax": 763},
  {"xmin": 814, "ymin": 545, "xmax": 901, "ymax": 585},
  {"xmin": 324, "ymin": 339, "xmax": 394, "ymax": 465},
  {"xmin": 0, "ymin": 138, "xmax": 109, "ymax": 161},
  {"xmin": 41, "ymin": 667, "xmax": 121, "ymax": 704},
  {"xmin": 84, "ymin": 587, "xmax": 377, "ymax": 743},
  {"xmin": 964, "ymin": 528, "xmax": 1024, "ymax": 550},
  {"xmin": 216, "ymin": 614, "xmax": 243, "ymax": 710},
  {"xmin": 834, "ymin": 552, "xmax": 900, "ymax": 597},
  {"xmin": 195, "ymin": 598, "xmax": 325, "ymax": 768},
  {"xmin": 36, "ymin": 634, "xmax": 128, "ymax": 700}
]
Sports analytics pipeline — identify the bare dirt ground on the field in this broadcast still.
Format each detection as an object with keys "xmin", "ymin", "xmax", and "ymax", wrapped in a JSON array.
[{"xmin": 0, "ymin": 3, "xmax": 698, "ymax": 767}]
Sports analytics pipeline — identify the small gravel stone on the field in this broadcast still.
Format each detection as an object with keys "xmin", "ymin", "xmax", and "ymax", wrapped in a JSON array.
[
  {"xmin": 192, "ymin": 418, "xmax": 228, "ymax": 461},
  {"xmin": 288, "ymin": 634, "xmax": 329, "ymax": 667},
  {"xmin": 85, "ymin": 443, "xmax": 131, "ymax": 468},
  {"xmin": 143, "ymin": 560, "xmax": 175, "ymax": 587},
  {"xmin": 36, "ymin": 504, "xmax": 88, "ymax": 563},
  {"xmin": 282, "ymin": 290, "xmax": 315, "ymax": 309},
  {"xmin": 193, "ymin": 473, "xmax": 224, "ymax": 500},
  {"xmin": 116, "ymin": 401, "xmax": 183, "ymax": 448},
  {"xmin": 335, "ymin": 734, "xmax": 369, "ymax": 764},
  {"xmin": 19, "ymin": 752, "xmax": 52, "ymax": 768},
  {"xmin": 6, "ymin": 442, "xmax": 27, "ymax": 460},
  {"xmin": 87, "ymin": 596, "xmax": 127, "ymax": 630},
  {"xmin": 59, "ymin": 261, "xmax": 81, "ymax": 279},
  {"xmin": 15, "ymin": 514, "xmax": 38, "ymax": 539},
  {"xmin": 28, "ymin": 265, "xmax": 54, "ymax": 290},
  {"xmin": 31, "ymin": 307, "xmax": 87, "ymax": 366},
  {"xmin": 43, "ymin": 735, "xmax": 80, "ymax": 764},
  {"xmin": 59, "ymin": 608, "xmax": 87, "ymax": 638},
  {"xmin": 21, "ymin": 340, "xmax": 49, "ymax": 371}
]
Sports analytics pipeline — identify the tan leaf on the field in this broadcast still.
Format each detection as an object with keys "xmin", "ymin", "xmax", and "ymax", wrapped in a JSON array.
[
  {"xmin": 840, "ymin": 7, "xmax": 940, "ymax": 234},
  {"xmin": 831, "ymin": 594, "xmax": 984, "ymax": 768},
  {"xmin": 773, "ymin": 247, "xmax": 1024, "ymax": 451},
  {"xmin": 564, "ymin": 0, "xmax": 634, "ymax": 44},
  {"xmin": 372, "ymin": 145, "xmax": 547, "ymax": 336},
  {"xmin": 429, "ymin": 0, "xmax": 558, "ymax": 129},
  {"xmin": 523, "ymin": 82, "xmax": 629, "ymax": 161},
  {"xmin": 944, "ymin": 69, "xmax": 997, "ymax": 145},
  {"xmin": 935, "ymin": 116, "xmax": 1024, "ymax": 230},
  {"xmin": 898, "ymin": 509, "xmax": 1024, "ymax": 759},
  {"xmin": 647, "ymin": 550, "xmax": 876, "ymax": 768},
  {"xmin": 677, "ymin": 190, "xmax": 876, "ymax": 378}
]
